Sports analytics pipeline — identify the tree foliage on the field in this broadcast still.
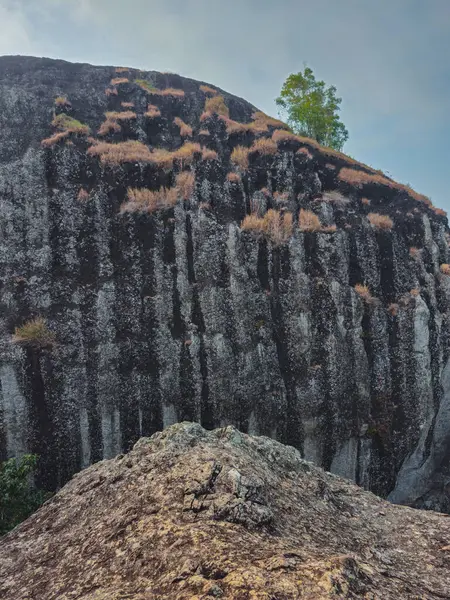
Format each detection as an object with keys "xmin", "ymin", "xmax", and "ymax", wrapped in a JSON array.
[
  {"xmin": 276, "ymin": 66, "xmax": 349, "ymax": 151},
  {"xmin": 0, "ymin": 454, "xmax": 49, "ymax": 535}
]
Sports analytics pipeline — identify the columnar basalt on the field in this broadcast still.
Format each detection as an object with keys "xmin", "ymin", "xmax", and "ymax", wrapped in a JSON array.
[{"xmin": 0, "ymin": 56, "xmax": 449, "ymax": 511}]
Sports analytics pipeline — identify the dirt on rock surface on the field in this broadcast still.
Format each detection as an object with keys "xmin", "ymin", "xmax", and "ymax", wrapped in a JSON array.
[{"xmin": 1, "ymin": 422, "xmax": 450, "ymax": 599}]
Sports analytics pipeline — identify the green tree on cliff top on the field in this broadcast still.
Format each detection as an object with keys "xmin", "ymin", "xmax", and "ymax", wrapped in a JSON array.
[{"xmin": 276, "ymin": 66, "xmax": 349, "ymax": 151}]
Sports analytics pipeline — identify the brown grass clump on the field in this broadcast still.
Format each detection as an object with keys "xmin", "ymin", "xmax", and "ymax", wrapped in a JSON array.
[
  {"xmin": 252, "ymin": 112, "xmax": 289, "ymax": 130},
  {"xmin": 249, "ymin": 137, "xmax": 278, "ymax": 156},
  {"xmin": 433, "ymin": 207, "xmax": 447, "ymax": 217},
  {"xmin": 87, "ymin": 140, "xmax": 153, "ymax": 165},
  {"xmin": 77, "ymin": 188, "xmax": 90, "ymax": 201},
  {"xmin": 227, "ymin": 172, "xmax": 241, "ymax": 183},
  {"xmin": 122, "ymin": 187, "xmax": 178, "ymax": 213},
  {"xmin": 440, "ymin": 264, "xmax": 450, "ymax": 275},
  {"xmin": 321, "ymin": 190, "xmax": 349, "ymax": 206},
  {"xmin": 110, "ymin": 77, "xmax": 129, "ymax": 86},
  {"xmin": 199, "ymin": 129, "xmax": 210, "ymax": 136},
  {"xmin": 241, "ymin": 209, "xmax": 293, "ymax": 246},
  {"xmin": 297, "ymin": 147, "xmax": 313, "ymax": 159},
  {"xmin": 176, "ymin": 171, "xmax": 195, "ymax": 200},
  {"xmin": 388, "ymin": 303, "xmax": 399, "ymax": 317},
  {"xmin": 115, "ymin": 67, "xmax": 129, "ymax": 73},
  {"xmin": 159, "ymin": 88, "xmax": 185, "ymax": 97},
  {"xmin": 121, "ymin": 101, "xmax": 134, "ymax": 108},
  {"xmin": 200, "ymin": 85, "xmax": 218, "ymax": 96},
  {"xmin": 201, "ymin": 148, "xmax": 218, "ymax": 161},
  {"xmin": 145, "ymin": 105, "xmax": 161, "ymax": 118},
  {"xmin": 272, "ymin": 129, "xmax": 300, "ymax": 144},
  {"xmin": 409, "ymin": 247, "xmax": 420, "ymax": 258},
  {"xmin": 105, "ymin": 111, "xmax": 137, "ymax": 122},
  {"xmin": 204, "ymin": 95, "xmax": 229, "ymax": 118},
  {"xmin": 410, "ymin": 287, "xmax": 420, "ymax": 296},
  {"xmin": 41, "ymin": 131, "xmax": 70, "ymax": 147},
  {"xmin": 150, "ymin": 149, "xmax": 175, "ymax": 170},
  {"xmin": 98, "ymin": 111, "xmax": 136, "ymax": 136},
  {"xmin": 361, "ymin": 197, "xmax": 371, "ymax": 206},
  {"xmin": 98, "ymin": 119, "xmax": 121, "ymax": 136},
  {"xmin": 354, "ymin": 284, "xmax": 373, "ymax": 303},
  {"xmin": 231, "ymin": 146, "xmax": 249, "ymax": 170},
  {"xmin": 55, "ymin": 96, "xmax": 71, "ymax": 107},
  {"xmin": 339, "ymin": 168, "xmax": 432, "ymax": 206},
  {"xmin": 105, "ymin": 87, "xmax": 118, "ymax": 97},
  {"xmin": 174, "ymin": 117, "xmax": 193, "ymax": 137},
  {"xmin": 299, "ymin": 209, "xmax": 321, "ymax": 232},
  {"xmin": 173, "ymin": 142, "xmax": 201, "ymax": 166},
  {"xmin": 367, "ymin": 212, "xmax": 394, "ymax": 230},
  {"xmin": 12, "ymin": 317, "xmax": 55, "ymax": 348}
]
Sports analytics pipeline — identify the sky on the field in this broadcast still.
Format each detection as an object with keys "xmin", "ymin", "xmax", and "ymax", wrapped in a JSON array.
[{"xmin": 1, "ymin": 0, "xmax": 449, "ymax": 211}]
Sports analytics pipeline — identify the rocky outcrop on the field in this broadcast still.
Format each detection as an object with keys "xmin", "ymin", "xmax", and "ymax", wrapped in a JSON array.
[
  {"xmin": 0, "ymin": 56, "xmax": 450, "ymax": 511},
  {"xmin": 1, "ymin": 423, "xmax": 450, "ymax": 599}
]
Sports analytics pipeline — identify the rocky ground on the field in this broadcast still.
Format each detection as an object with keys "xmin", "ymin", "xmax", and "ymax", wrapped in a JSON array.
[{"xmin": 1, "ymin": 422, "xmax": 449, "ymax": 599}]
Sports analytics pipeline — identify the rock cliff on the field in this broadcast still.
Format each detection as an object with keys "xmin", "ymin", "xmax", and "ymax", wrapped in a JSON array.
[
  {"xmin": 0, "ymin": 56, "xmax": 450, "ymax": 510},
  {"xmin": 1, "ymin": 423, "xmax": 449, "ymax": 599}
]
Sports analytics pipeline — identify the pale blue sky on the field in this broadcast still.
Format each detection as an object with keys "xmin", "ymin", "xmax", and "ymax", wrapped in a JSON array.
[{"xmin": 1, "ymin": 0, "xmax": 449, "ymax": 210}]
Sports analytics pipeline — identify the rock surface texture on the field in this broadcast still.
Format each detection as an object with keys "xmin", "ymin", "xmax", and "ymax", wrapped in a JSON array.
[
  {"xmin": 1, "ymin": 423, "xmax": 450, "ymax": 599},
  {"xmin": 0, "ymin": 56, "xmax": 450, "ymax": 510}
]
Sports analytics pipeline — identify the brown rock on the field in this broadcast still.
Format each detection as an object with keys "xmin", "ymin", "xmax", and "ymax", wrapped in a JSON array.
[{"xmin": 1, "ymin": 422, "xmax": 449, "ymax": 599}]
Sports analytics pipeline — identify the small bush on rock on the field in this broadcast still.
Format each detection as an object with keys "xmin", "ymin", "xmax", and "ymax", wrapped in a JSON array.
[{"xmin": 12, "ymin": 317, "xmax": 55, "ymax": 348}]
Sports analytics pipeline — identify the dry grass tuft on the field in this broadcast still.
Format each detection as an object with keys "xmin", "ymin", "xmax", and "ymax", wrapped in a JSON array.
[
  {"xmin": 297, "ymin": 147, "xmax": 313, "ymax": 159},
  {"xmin": 98, "ymin": 111, "xmax": 136, "ymax": 136},
  {"xmin": 122, "ymin": 187, "xmax": 179, "ymax": 213},
  {"xmin": 87, "ymin": 140, "xmax": 153, "ymax": 165},
  {"xmin": 200, "ymin": 85, "xmax": 218, "ymax": 96},
  {"xmin": 145, "ymin": 104, "xmax": 161, "ymax": 118},
  {"xmin": 98, "ymin": 119, "xmax": 121, "ymax": 136},
  {"xmin": 77, "ymin": 188, "xmax": 90, "ymax": 202},
  {"xmin": 252, "ymin": 112, "xmax": 289, "ymax": 130},
  {"xmin": 299, "ymin": 209, "xmax": 321, "ymax": 232},
  {"xmin": 199, "ymin": 129, "xmax": 210, "ymax": 136},
  {"xmin": 321, "ymin": 190, "xmax": 349, "ymax": 206},
  {"xmin": 410, "ymin": 287, "xmax": 420, "ymax": 296},
  {"xmin": 272, "ymin": 129, "xmax": 300, "ymax": 144},
  {"xmin": 367, "ymin": 212, "xmax": 394, "ymax": 230},
  {"xmin": 105, "ymin": 87, "xmax": 118, "ymax": 97},
  {"xmin": 115, "ymin": 67, "xmax": 129, "ymax": 73},
  {"xmin": 249, "ymin": 137, "xmax": 278, "ymax": 156},
  {"xmin": 388, "ymin": 303, "xmax": 399, "ymax": 317},
  {"xmin": 121, "ymin": 101, "xmax": 134, "ymax": 108},
  {"xmin": 231, "ymin": 146, "xmax": 250, "ymax": 170},
  {"xmin": 110, "ymin": 77, "xmax": 129, "ymax": 86},
  {"xmin": 204, "ymin": 95, "xmax": 229, "ymax": 118},
  {"xmin": 339, "ymin": 168, "xmax": 432, "ymax": 206},
  {"xmin": 159, "ymin": 88, "xmax": 185, "ymax": 97},
  {"xmin": 55, "ymin": 96, "xmax": 71, "ymax": 107},
  {"xmin": 361, "ymin": 197, "xmax": 371, "ymax": 206},
  {"xmin": 227, "ymin": 172, "xmax": 241, "ymax": 183},
  {"xmin": 354, "ymin": 284, "xmax": 373, "ymax": 303},
  {"xmin": 201, "ymin": 148, "xmax": 218, "ymax": 161},
  {"xmin": 241, "ymin": 209, "xmax": 293, "ymax": 246},
  {"xmin": 409, "ymin": 247, "xmax": 420, "ymax": 259},
  {"xmin": 440, "ymin": 264, "xmax": 450, "ymax": 275},
  {"xmin": 12, "ymin": 317, "xmax": 55, "ymax": 348},
  {"xmin": 176, "ymin": 171, "xmax": 195, "ymax": 200},
  {"xmin": 41, "ymin": 131, "xmax": 70, "ymax": 147},
  {"xmin": 173, "ymin": 142, "xmax": 201, "ymax": 166},
  {"xmin": 433, "ymin": 207, "xmax": 447, "ymax": 217},
  {"xmin": 105, "ymin": 111, "xmax": 137, "ymax": 121},
  {"xmin": 174, "ymin": 117, "xmax": 193, "ymax": 137}
]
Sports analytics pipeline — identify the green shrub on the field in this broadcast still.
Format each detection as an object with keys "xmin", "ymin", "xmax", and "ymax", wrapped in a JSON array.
[{"xmin": 0, "ymin": 454, "xmax": 49, "ymax": 535}]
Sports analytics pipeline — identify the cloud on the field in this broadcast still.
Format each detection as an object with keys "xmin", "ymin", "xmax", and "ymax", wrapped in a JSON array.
[{"xmin": 0, "ymin": 1, "xmax": 35, "ymax": 55}]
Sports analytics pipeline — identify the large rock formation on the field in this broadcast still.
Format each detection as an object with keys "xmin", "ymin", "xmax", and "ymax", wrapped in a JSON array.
[
  {"xmin": 1, "ymin": 423, "xmax": 450, "ymax": 599},
  {"xmin": 0, "ymin": 56, "xmax": 450, "ymax": 510}
]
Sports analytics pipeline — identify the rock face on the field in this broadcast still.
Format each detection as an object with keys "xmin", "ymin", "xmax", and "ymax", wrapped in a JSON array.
[
  {"xmin": 0, "ymin": 56, "xmax": 450, "ymax": 510},
  {"xmin": 1, "ymin": 423, "xmax": 449, "ymax": 599}
]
